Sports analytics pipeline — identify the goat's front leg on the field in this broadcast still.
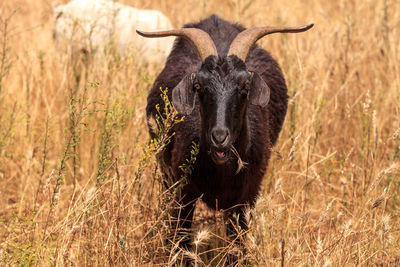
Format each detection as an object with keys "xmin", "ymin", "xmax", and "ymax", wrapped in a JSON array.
[
  {"xmin": 225, "ymin": 206, "xmax": 248, "ymax": 265},
  {"xmin": 168, "ymin": 190, "xmax": 197, "ymax": 250}
]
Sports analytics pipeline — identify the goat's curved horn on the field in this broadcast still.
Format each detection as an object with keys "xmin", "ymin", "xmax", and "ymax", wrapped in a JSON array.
[
  {"xmin": 228, "ymin": 23, "xmax": 314, "ymax": 61},
  {"xmin": 136, "ymin": 28, "xmax": 218, "ymax": 62}
]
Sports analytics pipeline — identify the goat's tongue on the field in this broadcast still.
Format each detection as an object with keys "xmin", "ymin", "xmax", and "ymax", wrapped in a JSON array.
[{"xmin": 216, "ymin": 151, "xmax": 226, "ymax": 158}]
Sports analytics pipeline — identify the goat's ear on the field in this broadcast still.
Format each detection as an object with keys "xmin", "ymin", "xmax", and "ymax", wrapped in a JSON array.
[
  {"xmin": 172, "ymin": 73, "xmax": 196, "ymax": 115},
  {"xmin": 249, "ymin": 72, "xmax": 271, "ymax": 107}
]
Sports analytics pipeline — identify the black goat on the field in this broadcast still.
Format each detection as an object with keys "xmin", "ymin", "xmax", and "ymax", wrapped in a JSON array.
[{"xmin": 137, "ymin": 15, "xmax": 312, "ymax": 251}]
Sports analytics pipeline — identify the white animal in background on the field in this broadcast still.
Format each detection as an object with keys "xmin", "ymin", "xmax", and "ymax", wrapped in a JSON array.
[{"xmin": 53, "ymin": 0, "xmax": 174, "ymax": 62}]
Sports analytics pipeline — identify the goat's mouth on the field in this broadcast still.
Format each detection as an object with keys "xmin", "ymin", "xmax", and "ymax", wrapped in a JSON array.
[
  {"xmin": 211, "ymin": 149, "xmax": 230, "ymax": 164},
  {"xmin": 215, "ymin": 151, "xmax": 226, "ymax": 158}
]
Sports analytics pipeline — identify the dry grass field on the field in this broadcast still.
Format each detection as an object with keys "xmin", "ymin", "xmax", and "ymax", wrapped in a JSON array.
[{"xmin": 1, "ymin": 0, "xmax": 400, "ymax": 266}]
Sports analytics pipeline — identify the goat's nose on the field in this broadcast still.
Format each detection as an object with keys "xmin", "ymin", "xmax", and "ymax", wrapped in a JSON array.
[{"xmin": 211, "ymin": 128, "xmax": 229, "ymax": 146}]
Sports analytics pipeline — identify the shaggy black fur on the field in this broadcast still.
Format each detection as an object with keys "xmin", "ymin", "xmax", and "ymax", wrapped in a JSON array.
[{"xmin": 146, "ymin": 14, "xmax": 288, "ymax": 250}]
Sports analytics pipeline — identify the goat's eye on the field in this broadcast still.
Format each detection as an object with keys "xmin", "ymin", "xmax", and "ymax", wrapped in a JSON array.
[{"xmin": 194, "ymin": 83, "xmax": 201, "ymax": 91}]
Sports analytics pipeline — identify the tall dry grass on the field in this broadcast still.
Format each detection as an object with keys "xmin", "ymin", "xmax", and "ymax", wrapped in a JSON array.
[{"xmin": 0, "ymin": 0, "xmax": 400, "ymax": 266}]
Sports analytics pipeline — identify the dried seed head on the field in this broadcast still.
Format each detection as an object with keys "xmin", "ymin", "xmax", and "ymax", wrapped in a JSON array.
[
  {"xmin": 184, "ymin": 250, "xmax": 201, "ymax": 263},
  {"xmin": 315, "ymin": 199, "xmax": 335, "ymax": 228},
  {"xmin": 388, "ymin": 127, "xmax": 400, "ymax": 141},
  {"xmin": 372, "ymin": 109, "xmax": 377, "ymax": 135},
  {"xmin": 369, "ymin": 163, "xmax": 398, "ymax": 192},
  {"xmin": 193, "ymin": 228, "xmax": 210, "ymax": 247},
  {"xmin": 343, "ymin": 220, "xmax": 352, "ymax": 237},
  {"xmin": 148, "ymin": 114, "xmax": 159, "ymax": 135},
  {"xmin": 363, "ymin": 90, "xmax": 372, "ymax": 114},
  {"xmin": 274, "ymin": 177, "xmax": 282, "ymax": 194},
  {"xmin": 323, "ymin": 259, "xmax": 332, "ymax": 267},
  {"xmin": 288, "ymin": 132, "xmax": 302, "ymax": 161},
  {"xmin": 381, "ymin": 215, "xmax": 391, "ymax": 232},
  {"xmin": 86, "ymin": 186, "xmax": 96, "ymax": 200},
  {"xmin": 244, "ymin": 205, "xmax": 252, "ymax": 227},
  {"xmin": 316, "ymin": 234, "xmax": 323, "ymax": 255}
]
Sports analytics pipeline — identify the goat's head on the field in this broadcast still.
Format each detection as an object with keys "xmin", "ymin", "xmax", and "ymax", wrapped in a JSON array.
[
  {"xmin": 137, "ymin": 23, "xmax": 313, "ymax": 165},
  {"xmin": 174, "ymin": 55, "xmax": 269, "ymax": 164}
]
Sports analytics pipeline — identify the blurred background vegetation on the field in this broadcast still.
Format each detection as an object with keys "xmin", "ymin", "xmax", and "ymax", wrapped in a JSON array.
[{"xmin": 0, "ymin": 0, "xmax": 399, "ymax": 265}]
